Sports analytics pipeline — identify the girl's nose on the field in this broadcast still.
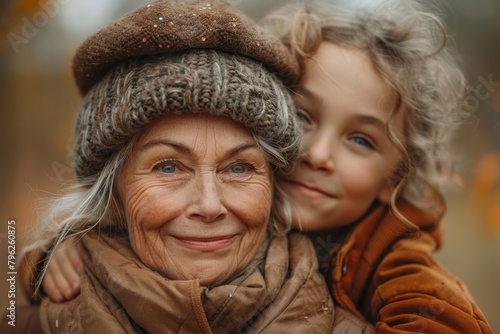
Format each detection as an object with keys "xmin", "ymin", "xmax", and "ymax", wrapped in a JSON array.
[{"xmin": 301, "ymin": 134, "xmax": 335, "ymax": 173}]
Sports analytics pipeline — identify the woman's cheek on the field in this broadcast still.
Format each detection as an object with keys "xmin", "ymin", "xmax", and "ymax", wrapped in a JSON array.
[
  {"xmin": 226, "ymin": 179, "xmax": 273, "ymax": 228},
  {"xmin": 126, "ymin": 174, "xmax": 182, "ymax": 218},
  {"xmin": 123, "ymin": 180, "xmax": 179, "ymax": 254},
  {"xmin": 123, "ymin": 182, "xmax": 176, "ymax": 271}
]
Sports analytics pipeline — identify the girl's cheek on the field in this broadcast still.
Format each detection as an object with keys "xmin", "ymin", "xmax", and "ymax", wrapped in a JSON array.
[{"xmin": 341, "ymin": 164, "xmax": 381, "ymax": 197}]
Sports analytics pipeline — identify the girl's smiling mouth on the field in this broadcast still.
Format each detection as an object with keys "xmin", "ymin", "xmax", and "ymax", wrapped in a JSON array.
[{"xmin": 284, "ymin": 179, "xmax": 334, "ymax": 199}]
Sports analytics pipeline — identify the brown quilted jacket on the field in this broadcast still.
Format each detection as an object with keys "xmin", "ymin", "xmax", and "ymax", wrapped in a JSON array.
[{"xmin": 11, "ymin": 231, "xmax": 373, "ymax": 333}]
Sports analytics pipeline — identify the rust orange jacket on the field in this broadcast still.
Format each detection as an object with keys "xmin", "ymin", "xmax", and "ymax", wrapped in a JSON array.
[{"xmin": 327, "ymin": 200, "xmax": 492, "ymax": 333}]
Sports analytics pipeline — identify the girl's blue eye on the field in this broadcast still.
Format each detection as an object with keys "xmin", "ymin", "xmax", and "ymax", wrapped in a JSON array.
[
  {"xmin": 160, "ymin": 164, "xmax": 176, "ymax": 173},
  {"xmin": 296, "ymin": 108, "xmax": 312, "ymax": 125},
  {"xmin": 231, "ymin": 165, "xmax": 247, "ymax": 174},
  {"xmin": 351, "ymin": 136, "xmax": 374, "ymax": 148}
]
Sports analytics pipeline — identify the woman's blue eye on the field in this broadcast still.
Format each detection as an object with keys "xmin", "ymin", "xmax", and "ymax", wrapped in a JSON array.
[
  {"xmin": 231, "ymin": 165, "xmax": 247, "ymax": 174},
  {"xmin": 160, "ymin": 164, "xmax": 176, "ymax": 173}
]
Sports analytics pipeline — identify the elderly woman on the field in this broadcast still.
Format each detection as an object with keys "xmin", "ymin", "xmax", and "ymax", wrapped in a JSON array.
[{"xmin": 9, "ymin": 0, "xmax": 374, "ymax": 333}]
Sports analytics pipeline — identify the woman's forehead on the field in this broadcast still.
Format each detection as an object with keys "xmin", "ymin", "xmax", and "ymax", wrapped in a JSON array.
[{"xmin": 134, "ymin": 114, "xmax": 257, "ymax": 153}]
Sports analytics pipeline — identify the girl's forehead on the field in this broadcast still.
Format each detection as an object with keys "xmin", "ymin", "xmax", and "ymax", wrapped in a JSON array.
[{"xmin": 301, "ymin": 43, "xmax": 395, "ymax": 108}]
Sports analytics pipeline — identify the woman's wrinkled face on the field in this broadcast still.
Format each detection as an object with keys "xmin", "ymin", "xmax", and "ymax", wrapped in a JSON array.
[
  {"xmin": 119, "ymin": 114, "xmax": 272, "ymax": 286},
  {"xmin": 280, "ymin": 41, "xmax": 404, "ymax": 231}
]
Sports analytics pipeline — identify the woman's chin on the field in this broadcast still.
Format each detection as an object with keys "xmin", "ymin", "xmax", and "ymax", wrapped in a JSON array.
[{"xmin": 161, "ymin": 259, "xmax": 240, "ymax": 286}]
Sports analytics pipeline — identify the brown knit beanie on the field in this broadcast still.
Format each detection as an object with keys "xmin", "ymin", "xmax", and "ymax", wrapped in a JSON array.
[{"xmin": 72, "ymin": 0, "xmax": 300, "ymax": 179}]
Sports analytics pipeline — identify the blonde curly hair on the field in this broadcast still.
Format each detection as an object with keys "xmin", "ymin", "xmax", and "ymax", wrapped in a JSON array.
[{"xmin": 261, "ymin": 0, "xmax": 469, "ymax": 222}]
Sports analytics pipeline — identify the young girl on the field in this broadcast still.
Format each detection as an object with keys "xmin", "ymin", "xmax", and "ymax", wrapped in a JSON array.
[
  {"xmin": 261, "ymin": 1, "xmax": 492, "ymax": 333},
  {"xmin": 23, "ymin": 0, "xmax": 492, "ymax": 332}
]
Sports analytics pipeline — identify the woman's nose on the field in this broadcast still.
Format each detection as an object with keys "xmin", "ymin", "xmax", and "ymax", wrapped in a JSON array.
[
  {"xmin": 187, "ymin": 174, "xmax": 228, "ymax": 222},
  {"xmin": 301, "ymin": 134, "xmax": 335, "ymax": 173}
]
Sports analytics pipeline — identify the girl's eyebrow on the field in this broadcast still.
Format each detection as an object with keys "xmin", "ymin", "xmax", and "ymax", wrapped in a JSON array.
[
  {"xmin": 294, "ymin": 85, "xmax": 386, "ymax": 129},
  {"xmin": 353, "ymin": 114, "xmax": 386, "ymax": 130},
  {"xmin": 138, "ymin": 139, "xmax": 259, "ymax": 158},
  {"xmin": 293, "ymin": 86, "xmax": 313, "ymax": 100}
]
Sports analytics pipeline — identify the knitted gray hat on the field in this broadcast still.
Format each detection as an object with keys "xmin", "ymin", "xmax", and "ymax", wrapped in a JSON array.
[{"xmin": 72, "ymin": 0, "xmax": 300, "ymax": 178}]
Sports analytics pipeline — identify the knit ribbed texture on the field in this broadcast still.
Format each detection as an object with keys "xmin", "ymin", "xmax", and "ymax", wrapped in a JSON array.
[{"xmin": 74, "ymin": 50, "xmax": 299, "ymax": 178}]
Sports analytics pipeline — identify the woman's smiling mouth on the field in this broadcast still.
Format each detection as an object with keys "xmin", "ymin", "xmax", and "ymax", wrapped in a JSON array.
[{"xmin": 173, "ymin": 236, "xmax": 236, "ymax": 252}]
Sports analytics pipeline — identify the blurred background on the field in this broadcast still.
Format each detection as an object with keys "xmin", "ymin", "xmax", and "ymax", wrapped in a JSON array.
[{"xmin": 0, "ymin": 0, "xmax": 499, "ymax": 330}]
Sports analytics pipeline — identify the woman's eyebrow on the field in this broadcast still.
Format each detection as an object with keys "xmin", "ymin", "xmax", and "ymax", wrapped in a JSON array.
[
  {"xmin": 138, "ymin": 139, "xmax": 258, "ymax": 157},
  {"xmin": 225, "ymin": 143, "xmax": 260, "ymax": 158},
  {"xmin": 138, "ymin": 139, "xmax": 191, "ymax": 154}
]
